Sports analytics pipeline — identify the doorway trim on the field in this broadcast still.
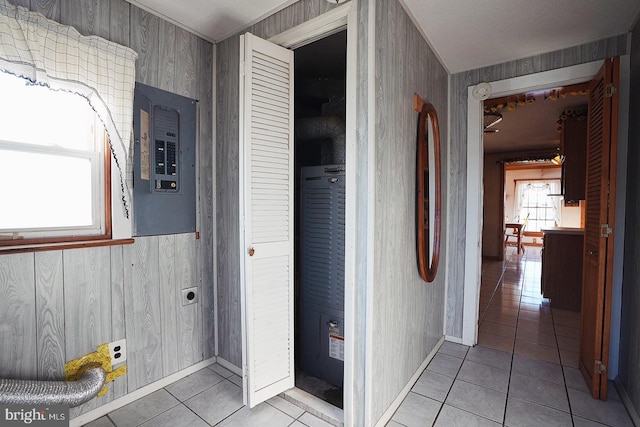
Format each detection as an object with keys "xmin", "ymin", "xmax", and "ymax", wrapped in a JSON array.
[
  {"xmin": 462, "ymin": 60, "xmax": 603, "ymax": 346},
  {"xmin": 264, "ymin": 2, "xmax": 358, "ymax": 425},
  {"xmin": 268, "ymin": 2, "xmax": 351, "ymax": 49}
]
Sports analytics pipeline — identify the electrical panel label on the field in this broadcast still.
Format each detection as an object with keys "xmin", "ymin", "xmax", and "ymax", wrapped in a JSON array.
[
  {"xmin": 140, "ymin": 109, "xmax": 150, "ymax": 181},
  {"xmin": 329, "ymin": 334, "xmax": 344, "ymax": 361}
]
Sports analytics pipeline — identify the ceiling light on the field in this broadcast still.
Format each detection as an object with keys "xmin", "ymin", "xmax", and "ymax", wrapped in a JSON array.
[
  {"xmin": 326, "ymin": 0, "xmax": 349, "ymax": 3},
  {"xmin": 483, "ymin": 112, "xmax": 502, "ymax": 129}
]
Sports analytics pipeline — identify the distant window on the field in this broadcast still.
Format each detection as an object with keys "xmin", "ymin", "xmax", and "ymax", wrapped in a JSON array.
[
  {"xmin": 515, "ymin": 180, "xmax": 561, "ymax": 232},
  {"xmin": 0, "ymin": 72, "xmax": 110, "ymax": 243}
]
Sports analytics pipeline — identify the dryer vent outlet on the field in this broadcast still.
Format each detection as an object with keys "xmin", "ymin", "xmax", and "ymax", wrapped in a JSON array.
[{"xmin": 182, "ymin": 287, "xmax": 198, "ymax": 305}]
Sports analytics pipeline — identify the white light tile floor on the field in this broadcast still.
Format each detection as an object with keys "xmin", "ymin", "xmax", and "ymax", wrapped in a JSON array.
[
  {"xmin": 388, "ymin": 246, "xmax": 635, "ymax": 426},
  {"xmin": 83, "ymin": 365, "xmax": 335, "ymax": 427},
  {"xmin": 84, "ymin": 247, "xmax": 634, "ymax": 426}
]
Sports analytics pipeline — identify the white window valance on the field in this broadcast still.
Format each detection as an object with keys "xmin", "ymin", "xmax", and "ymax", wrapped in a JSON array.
[{"xmin": 0, "ymin": 0, "xmax": 137, "ymax": 216}]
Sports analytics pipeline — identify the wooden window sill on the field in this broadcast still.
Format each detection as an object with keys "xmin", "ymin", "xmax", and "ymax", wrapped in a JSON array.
[{"xmin": 0, "ymin": 238, "xmax": 135, "ymax": 255}]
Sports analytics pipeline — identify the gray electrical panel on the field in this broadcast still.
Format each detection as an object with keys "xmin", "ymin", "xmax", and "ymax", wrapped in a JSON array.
[
  {"xmin": 299, "ymin": 164, "xmax": 345, "ymax": 387},
  {"xmin": 133, "ymin": 83, "xmax": 196, "ymax": 236}
]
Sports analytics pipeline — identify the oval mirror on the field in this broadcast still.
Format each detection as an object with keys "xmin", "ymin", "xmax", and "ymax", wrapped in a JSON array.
[{"xmin": 416, "ymin": 102, "xmax": 441, "ymax": 282}]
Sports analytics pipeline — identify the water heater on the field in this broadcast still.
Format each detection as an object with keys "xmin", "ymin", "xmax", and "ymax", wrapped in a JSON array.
[{"xmin": 299, "ymin": 164, "xmax": 345, "ymax": 386}]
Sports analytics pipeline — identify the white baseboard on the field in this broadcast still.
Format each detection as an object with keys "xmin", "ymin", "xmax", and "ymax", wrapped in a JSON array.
[
  {"xmin": 614, "ymin": 376, "xmax": 640, "ymax": 426},
  {"xmin": 444, "ymin": 335, "xmax": 463, "ymax": 344},
  {"xmin": 70, "ymin": 357, "xmax": 217, "ymax": 427},
  {"xmin": 374, "ymin": 336, "xmax": 445, "ymax": 427},
  {"xmin": 214, "ymin": 356, "xmax": 242, "ymax": 376}
]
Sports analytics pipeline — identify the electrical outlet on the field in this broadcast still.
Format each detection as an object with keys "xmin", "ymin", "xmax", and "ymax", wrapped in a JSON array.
[
  {"xmin": 182, "ymin": 287, "xmax": 198, "ymax": 306},
  {"xmin": 108, "ymin": 339, "xmax": 127, "ymax": 365}
]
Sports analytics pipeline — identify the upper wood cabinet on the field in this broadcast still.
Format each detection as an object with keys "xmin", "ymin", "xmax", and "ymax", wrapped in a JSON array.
[{"xmin": 560, "ymin": 113, "xmax": 588, "ymax": 201}]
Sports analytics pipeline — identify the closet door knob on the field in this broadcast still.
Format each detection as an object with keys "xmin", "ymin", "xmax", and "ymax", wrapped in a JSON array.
[{"xmin": 248, "ymin": 247, "xmax": 255, "ymax": 256}]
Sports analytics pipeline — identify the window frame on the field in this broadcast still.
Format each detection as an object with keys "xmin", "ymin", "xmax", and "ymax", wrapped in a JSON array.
[
  {"xmin": 0, "ymin": 70, "xmax": 116, "ymax": 248},
  {"xmin": 515, "ymin": 179, "xmax": 561, "ymax": 232},
  {"xmin": 0, "ymin": 98, "xmax": 112, "ymax": 253},
  {"xmin": 0, "ymin": 133, "xmax": 112, "ymax": 248}
]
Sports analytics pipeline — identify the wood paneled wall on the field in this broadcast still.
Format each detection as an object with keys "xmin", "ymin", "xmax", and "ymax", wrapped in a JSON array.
[
  {"xmin": 351, "ymin": 1, "xmax": 371, "ymax": 424},
  {"xmin": 215, "ymin": 0, "xmax": 338, "ymax": 368},
  {"xmin": 0, "ymin": 0, "xmax": 214, "ymax": 418},
  {"xmin": 369, "ymin": 0, "xmax": 448, "ymax": 423},
  {"xmin": 619, "ymin": 21, "xmax": 640, "ymax": 420},
  {"xmin": 446, "ymin": 34, "xmax": 628, "ymax": 338}
]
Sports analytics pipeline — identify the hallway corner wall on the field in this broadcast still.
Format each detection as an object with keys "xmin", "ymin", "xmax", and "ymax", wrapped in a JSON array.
[
  {"xmin": 369, "ymin": 0, "xmax": 448, "ymax": 423},
  {"xmin": 618, "ymin": 20, "xmax": 640, "ymax": 420}
]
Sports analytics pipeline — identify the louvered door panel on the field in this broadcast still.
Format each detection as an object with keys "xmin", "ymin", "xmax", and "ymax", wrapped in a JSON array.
[
  {"xmin": 585, "ymin": 76, "xmax": 605, "ymax": 253},
  {"xmin": 251, "ymin": 255, "xmax": 291, "ymax": 389},
  {"xmin": 580, "ymin": 57, "xmax": 618, "ymax": 400},
  {"xmin": 240, "ymin": 32, "xmax": 294, "ymax": 407}
]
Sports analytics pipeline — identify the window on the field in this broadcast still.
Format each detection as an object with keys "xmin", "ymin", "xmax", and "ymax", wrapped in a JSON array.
[
  {"xmin": 0, "ymin": 71, "xmax": 110, "ymax": 244},
  {"xmin": 515, "ymin": 180, "xmax": 561, "ymax": 232},
  {"xmin": 1, "ymin": 0, "xmax": 138, "ymax": 249}
]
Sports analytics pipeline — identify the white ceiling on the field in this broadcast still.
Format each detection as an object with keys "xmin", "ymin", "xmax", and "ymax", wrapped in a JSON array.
[
  {"xmin": 124, "ymin": 0, "xmax": 298, "ymax": 43},
  {"xmin": 402, "ymin": 0, "xmax": 640, "ymax": 73},
  {"xmin": 483, "ymin": 91, "xmax": 588, "ymax": 154},
  {"xmin": 124, "ymin": 0, "xmax": 640, "ymax": 73}
]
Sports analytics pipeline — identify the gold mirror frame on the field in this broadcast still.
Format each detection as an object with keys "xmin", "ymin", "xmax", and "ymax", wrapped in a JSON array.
[{"xmin": 416, "ymin": 99, "xmax": 442, "ymax": 283}]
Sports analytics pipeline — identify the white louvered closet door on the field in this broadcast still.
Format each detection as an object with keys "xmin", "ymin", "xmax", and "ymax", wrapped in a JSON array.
[{"xmin": 239, "ymin": 32, "xmax": 295, "ymax": 408}]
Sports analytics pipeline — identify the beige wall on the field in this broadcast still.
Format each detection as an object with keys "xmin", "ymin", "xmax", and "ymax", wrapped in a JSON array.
[
  {"xmin": 482, "ymin": 159, "xmax": 582, "ymax": 259},
  {"xmin": 504, "ymin": 168, "xmax": 581, "ymax": 230}
]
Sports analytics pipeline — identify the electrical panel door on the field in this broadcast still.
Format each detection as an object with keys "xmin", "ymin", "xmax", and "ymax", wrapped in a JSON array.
[{"xmin": 133, "ymin": 83, "xmax": 196, "ymax": 236}]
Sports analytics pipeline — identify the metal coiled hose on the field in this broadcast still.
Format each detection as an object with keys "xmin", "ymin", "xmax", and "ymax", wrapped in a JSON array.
[{"xmin": 0, "ymin": 364, "xmax": 106, "ymax": 407}]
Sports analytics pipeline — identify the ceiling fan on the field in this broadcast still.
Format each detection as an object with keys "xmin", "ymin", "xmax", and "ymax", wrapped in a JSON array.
[{"xmin": 483, "ymin": 112, "xmax": 502, "ymax": 133}]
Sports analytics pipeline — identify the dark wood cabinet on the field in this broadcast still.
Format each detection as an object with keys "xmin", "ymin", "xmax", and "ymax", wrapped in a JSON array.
[
  {"xmin": 560, "ymin": 114, "xmax": 588, "ymax": 201},
  {"xmin": 541, "ymin": 228, "xmax": 584, "ymax": 312}
]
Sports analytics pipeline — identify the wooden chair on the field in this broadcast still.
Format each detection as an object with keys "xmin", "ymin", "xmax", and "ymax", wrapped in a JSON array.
[{"xmin": 505, "ymin": 213, "xmax": 529, "ymax": 254}]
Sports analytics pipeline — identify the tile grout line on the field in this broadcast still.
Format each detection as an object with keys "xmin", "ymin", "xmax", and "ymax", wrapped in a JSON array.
[
  {"xmin": 552, "ymin": 308, "xmax": 577, "ymax": 427},
  {"xmin": 427, "ymin": 346, "xmax": 469, "ymax": 426},
  {"xmin": 501, "ymin": 249, "xmax": 525, "ymax": 426},
  {"xmin": 182, "ymin": 401, "xmax": 214, "ymax": 427},
  {"xmin": 510, "ymin": 248, "xmax": 582, "ymax": 423},
  {"xmin": 479, "ymin": 249, "xmax": 515, "ymax": 323},
  {"xmin": 209, "ymin": 379, "xmax": 246, "ymax": 426},
  {"xmin": 126, "ymin": 393, "xmax": 183, "ymax": 427}
]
